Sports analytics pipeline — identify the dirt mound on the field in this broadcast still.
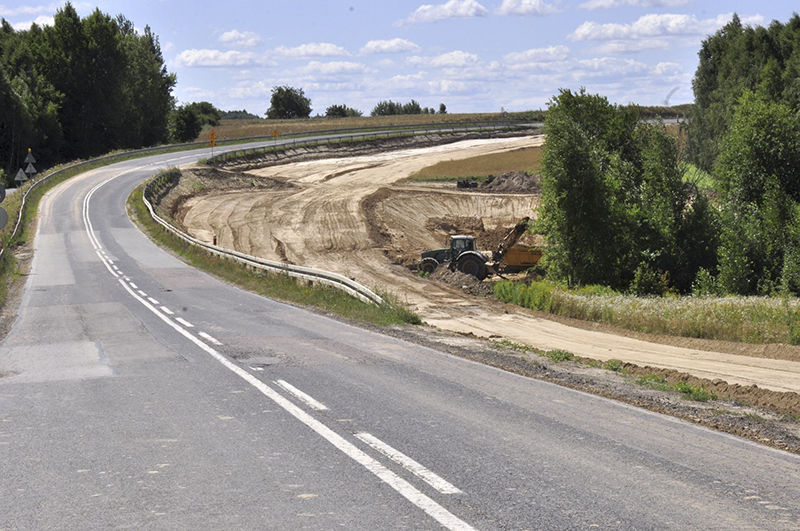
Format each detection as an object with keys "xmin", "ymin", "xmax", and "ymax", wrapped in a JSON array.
[
  {"xmin": 477, "ymin": 171, "xmax": 540, "ymax": 194},
  {"xmin": 425, "ymin": 216, "xmax": 485, "ymax": 235},
  {"xmin": 430, "ymin": 267, "xmax": 496, "ymax": 297}
]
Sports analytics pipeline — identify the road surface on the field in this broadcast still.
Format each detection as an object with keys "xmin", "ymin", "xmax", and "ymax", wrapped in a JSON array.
[{"xmin": 1, "ymin": 146, "xmax": 799, "ymax": 530}]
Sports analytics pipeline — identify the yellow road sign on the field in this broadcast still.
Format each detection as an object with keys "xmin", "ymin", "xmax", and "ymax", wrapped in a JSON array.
[
  {"xmin": 272, "ymin": 130, "xmax": 279, "ymax": 138},
  {"xmin": 209, "ymin": 128, "xmax": 217, "ymax": 146}
]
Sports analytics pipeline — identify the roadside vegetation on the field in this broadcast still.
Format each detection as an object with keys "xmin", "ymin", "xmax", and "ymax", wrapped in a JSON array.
[
  {"xmin": 484, "ymin": 14, "xmax": 800, "ymax": 346},
  {"xmin": 129, "ymin": 180, "xmax": 421, "ymax": 327}
]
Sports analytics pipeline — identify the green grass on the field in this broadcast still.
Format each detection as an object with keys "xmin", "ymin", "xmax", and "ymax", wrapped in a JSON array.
[
  {"xmin": 603, "ymin": 359, "xmax": 625, "ymax": 372},
  {"xmin": 495, "ymin": 279, "xmax": 800, "ymax": 345},
  {"xmin": 545, "ymin": 349, "xmax": 574, "ymax": 362},
  {"xmin": 635, "ymin": 373, "xmax": 673, "ymax": 391},
  {"xmin": 407, "ymin": 146, "xmax": 542, "ymax": 182},
  {"xmin": 633, "ymin": 373, "xmax": 717, "ymax": 401},
  {"xmin": 130, "ymin": 179, "xmax": 421, "ymax": 327},
  {"xmin": 674, "ymin": 381, "xmax": 717, "ymax": 402},
  {"xmin": 682, "ymin": 162, "xmax": 715, "ymax": 192}
]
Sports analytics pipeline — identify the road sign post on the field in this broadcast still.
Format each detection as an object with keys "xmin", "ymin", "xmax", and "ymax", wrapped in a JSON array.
[{"xmin": 208, "ymin": 128, "xmax": 217, "ymax": 158}]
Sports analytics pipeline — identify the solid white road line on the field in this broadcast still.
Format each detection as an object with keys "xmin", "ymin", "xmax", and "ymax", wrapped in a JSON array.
[
  {"xmin": 355, "ymin": 433, "xmax": 462, "ymax": 495},
  {"xmin": 160, "ymin": 306, "xmax": 174, "ymax": 315},
  {"xmin": 81, "ymin": 156, "xmax": 477, "ymax": 531},
  {"xmin": 275, "ymin": 380, "xmax": 329, "ymax": 411},
  {"xmin": 175, "ymin": 317, "xmax": 194, "ymax": 328},
  {"xmin": 198, "ymin": 332, "xmax": 222, "ymax": 346}
]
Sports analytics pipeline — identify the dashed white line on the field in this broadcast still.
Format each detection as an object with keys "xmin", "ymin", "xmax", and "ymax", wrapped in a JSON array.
[
  {"xmin": 148, "ymin": 297, "xmax": 160, "ymax": 305},
  {"xmin": 129, "ymin": 283, "xmax": 138, "ymax": 289},
  {"xmin": 175, "ymin": 317, "xmax": 194, "ymax": 328},
  {"xmin": 160, "ymin": 306, "xmax": 174, "ymax": 315},
  {"xmin": 81, "ymin": 156, "xmax": 477, "ymax": 531},
  {"xmin": 355, "ymin": 433, "xmax": 462, "ymax": 495},
  {"xmin": 275, "ymin": 380, "xmax": 329, "ymax": 411},
  {"xmin": 199, "ymin": 332, "xmax": 222, "ymax": 346},
  {"xmin": 137, "ymin": 290, "xmax": 147, "ymax": 297}
]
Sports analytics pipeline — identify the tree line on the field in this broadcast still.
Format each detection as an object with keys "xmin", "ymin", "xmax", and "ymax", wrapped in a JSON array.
[
  {"xmin": 0, "ymin": 3, "xmax": 176, "ymax": 184},
  {"xmin": 540, "ymin": 13, "xmax": 800, "ymax": 297}
]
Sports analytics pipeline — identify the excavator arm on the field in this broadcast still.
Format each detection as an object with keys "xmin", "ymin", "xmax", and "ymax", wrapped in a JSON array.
[{"xmin": 492, "ymin": 217, "xmax": 531, "ymax": 263}]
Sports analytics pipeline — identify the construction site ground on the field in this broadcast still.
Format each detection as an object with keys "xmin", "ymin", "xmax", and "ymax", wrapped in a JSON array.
[{"xmin": 156, "ymin": 133, "xmax": 800, "ymax": 445}]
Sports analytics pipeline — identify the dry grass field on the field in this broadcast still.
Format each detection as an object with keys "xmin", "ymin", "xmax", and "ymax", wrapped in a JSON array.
[
  {"xmin": 200, "ymin": 112, "xmax": 513, "ymax": 142},
  {"xmin": 407, "ymin": 146, "xmax": 543, "ymax": 181}
]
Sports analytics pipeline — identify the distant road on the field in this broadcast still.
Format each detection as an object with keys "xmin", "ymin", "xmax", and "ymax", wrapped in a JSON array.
[{"xmin": 1, "ymin": 138, "xmax": 798, "ymax": 530}]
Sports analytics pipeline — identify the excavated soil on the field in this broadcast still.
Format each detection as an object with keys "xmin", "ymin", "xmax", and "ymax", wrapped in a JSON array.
[{"xmin": 157, "ymin": 134, "xmax": 800, "ymax": 434}]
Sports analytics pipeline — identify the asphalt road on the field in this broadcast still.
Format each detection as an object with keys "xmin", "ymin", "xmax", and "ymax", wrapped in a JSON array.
[{"xmin": 1, "ymin": 144, "xmax": 799, "ymax": 530}]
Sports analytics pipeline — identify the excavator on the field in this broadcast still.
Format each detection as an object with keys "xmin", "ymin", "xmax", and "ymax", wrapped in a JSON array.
[{"xmin": 418, "ymin": 217, "xmax": 542, "ymax": 280}]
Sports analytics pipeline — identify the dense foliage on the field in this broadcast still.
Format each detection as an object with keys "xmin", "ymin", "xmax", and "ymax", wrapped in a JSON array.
[
  {"xmin": 686, "ymin": 13, "xmax": 800, "ymax": 173},
  {"xmin": 0, "ymin": 3, "xmax": 175, "ymax": 183},
  {"xmin": 325, "ymin": 104, "xmax": 362, "ymax": 118},
  {"xmin": 1, "ymin": 5, "xmax": 174, "ymax": 173},
  {"xmin": 266, "ymin": 86, "xmax": 312, "ymax": 119},
  {"xmin": 538, "ymin": 89, "xmax": 717, "ymax": 294},
  {"xmin": 370, "ymin": 99, "xmax": 446, "ymax": 116},
  {"xmin": 220, "ymin": 109, "xmax": 260, "ymax": 120}
]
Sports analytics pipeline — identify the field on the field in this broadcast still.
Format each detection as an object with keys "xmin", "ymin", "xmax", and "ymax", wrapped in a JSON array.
[
  {"xmin": 200, "ymin": 112, "xmax": 523, "ymax": 142},
  {"xmin": 406, "ymin": 146, "xmax": 543, "ymax": 182}
]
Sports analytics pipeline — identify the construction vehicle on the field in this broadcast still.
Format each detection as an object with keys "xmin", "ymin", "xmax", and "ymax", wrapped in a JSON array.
[{"xmin": 418, "ymin": 217, "xmax": 541, "ymax": 280}]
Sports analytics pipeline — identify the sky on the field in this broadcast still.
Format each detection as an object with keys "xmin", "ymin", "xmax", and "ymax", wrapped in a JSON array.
[{"xmin": 2, "ymin": 1, "xmax": 798, "ymax": 115}]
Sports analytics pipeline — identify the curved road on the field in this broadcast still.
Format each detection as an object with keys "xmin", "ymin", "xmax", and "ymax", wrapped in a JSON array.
[{"xmin": 1, "ymin": 146, "xmax": 799, "ymax": 529}]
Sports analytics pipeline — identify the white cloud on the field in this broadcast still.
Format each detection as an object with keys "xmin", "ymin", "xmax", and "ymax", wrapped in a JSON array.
[
  {"xmin": 408, "ymin": 50, "xmax": 480, "ymax": 68},
  {"xmin": 497, "ymin": 0, "xmax": 559, "ymax": 16},
  {"xmin": 503, "ymin": 45, "xmax": 570, "ymax": 65},
  {"xmin": 219, "ymin": 30, "xmax": 262, "ymax": 47},
  {"xmin": 0, "ymin": 3, "xmax": 57, "ymax": 16},
  {"xmin": 11, "ymin": 15, "xmax": 54, "ymax": 30},
  {"xmin": 428, "ymin": 79, "xmax": 471, "ymax": 94},
  {"xmin": 403, "ymin": 0, "xmax": 488, "ymax": 24},
  {"xmin": 570, "ymin": 13, "xmax": 763, "ymax": 42},
  {"xmin": 299, "ymin": 61, "xmax": 366, "ymax": 76},
  {"xmin": 653, "ymin": 61, "xmax": 681, "ymax": 75},
  {"xmin": 174, "ymin": 49, "xmax": 269, "ymax": 68},
  {"xmin": 360, "ymin": 38, "xmax": 421, "ymax": 54},
  {"xmin": 579, "ymin": 0, "xmax": 690, "ymax": 9},
  {"xmin": 577, "ymin": 57, "xmax": 649, "ymax": 76},
  {"xmin": 163, "ymin": 41, "xmax": 176, "ymax": 52},
  {"xmin": 274, "ymin": 42, "xmax": 350, "ymax": 58}
]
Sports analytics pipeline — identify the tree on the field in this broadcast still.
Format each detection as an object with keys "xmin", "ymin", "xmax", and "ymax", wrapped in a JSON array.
[
  {"xmin": 325, "ymin": 104, "xmax": 362, "ymax": 118},
  {"xmin": 266, "ymin": 86, "xmax": 311, "ymax": 119},
  {"xmin": 170, "ymin": 105, "xmax": 201, "ymax": 142},
  {"xmin": 370, "ymin": 100, "xmax": 402, "ymax": 116},
  {"xmin": 438, "ymin": 103, "xmax": 447, "ymax": 114},
  {"xmin": 185, "ymin": 101, "xmax": 221, "ymax": 126},
  {"xmin": 402, "ymin": 99, "xmax": 421, "ymax": 115},
  {"xmin": 539, "ymin": 89, "xmax": 712, "ymax": 293},
  {"xmin": 714, "ymin": 92, "xmax": 800, "ymax": 294}
]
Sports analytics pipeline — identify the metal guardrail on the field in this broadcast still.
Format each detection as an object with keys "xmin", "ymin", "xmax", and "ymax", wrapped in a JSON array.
[{"xmin": 142, "ymin": 171, "xmax": 384, "ymax": 306}]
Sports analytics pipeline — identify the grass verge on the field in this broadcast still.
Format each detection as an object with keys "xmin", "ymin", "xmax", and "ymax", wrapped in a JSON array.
[
  {"xmin": 129, "ymin": 180, "xmax": 421, "ymax": 327},
  {"xmin": 494, "ymin": 279, "xmax": 800, "ymax": 345}
]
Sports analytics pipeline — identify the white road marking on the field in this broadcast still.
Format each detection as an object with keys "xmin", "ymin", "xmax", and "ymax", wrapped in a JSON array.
[
  {"xmin": 137, "ymin": 290, "xmax": 147, "ymax": 297},
  {"xmin": 80, "ymin": 155, "xmax": 477, "ymax": 531},
  {"xmin": 129, "ymin": 282, "xmax": 138, "ymax": 289},
  {"xmin": 355, "ymin": 433, "xmax": 462, "ymax": 495},
  {"xmin": 175, "ymin": 317, "xmax": 194, "ymax": 328},
  {"xmin": 199, "ymin": 332, "xmax": 222, "ymax": 345},
  {"xmin": 275, "ymin": 380, "xmax": 329, "ymax": 411},
  {"xmin": 249, "ymin": 366, "xmax": 264, "ymax": 371},
  {"xmin": 160, "ymin": 306, "xmax": 174, "ymax": 315},
  {"xmin": 148, "ymin": 297, "xmax": 160, "ymax": 305}
]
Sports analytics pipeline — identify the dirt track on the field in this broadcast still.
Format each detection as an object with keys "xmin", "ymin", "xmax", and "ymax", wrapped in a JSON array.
[{"xmin": 174, "ymin": 136, "xmax": 800, "ymax": 397}]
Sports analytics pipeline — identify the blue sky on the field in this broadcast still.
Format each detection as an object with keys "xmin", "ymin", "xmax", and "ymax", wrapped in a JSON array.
[{"xmin": 2, "ymin": 1, "xmax": 798, "ymax": 115}]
